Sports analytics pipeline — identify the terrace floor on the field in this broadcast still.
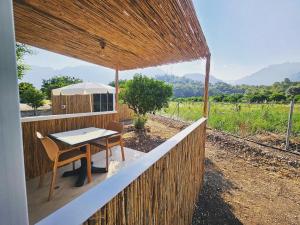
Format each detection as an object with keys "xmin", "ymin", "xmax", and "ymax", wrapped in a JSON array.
[{"xmin": 26, "ymin": 147, "xmax": 145, "ymax": 224}]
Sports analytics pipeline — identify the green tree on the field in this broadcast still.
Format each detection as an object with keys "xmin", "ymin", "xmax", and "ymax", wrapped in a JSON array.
[
  {"xmin": 123, "ymin": 74, "xmax": 173, "ymax": 128},
  {"xmin": 269, "ymin": 93, "xmax": 287, "ymax": 102},
  {"xmin": 41, "ymin": 76, "xmax": 82, "ymax": 99},
  {"xmin": 16, "ymin": 43, "xmax": 32, "ymax": 79},
  {"xmin": 22, "ymin": 88, "xmax": 45, "ymax": 115},
  {"xmin": 108, "ymin": 79, "xmax": 127, "ymax": 88},
  {"xmin": 286, "ymin": 85, "xmax": 300, "ymax": 97},
  {"xmin": 19, "ymin": 82, "xmax": 35, "ymax": 103}
]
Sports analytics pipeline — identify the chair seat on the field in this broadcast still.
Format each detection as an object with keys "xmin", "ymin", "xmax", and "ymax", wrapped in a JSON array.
[
  {"xmin": 91, "ymin": 136, "xmax": 121, "ymax": 147},
  {"xmin": 58, "ymin": 149, "xmax": 84, "ymax": 161}
]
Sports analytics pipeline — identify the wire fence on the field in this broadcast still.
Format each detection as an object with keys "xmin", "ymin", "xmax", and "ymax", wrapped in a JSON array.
[{"xmin": 158, "ymin": 101, "xmax": 300, "ymax": 153}]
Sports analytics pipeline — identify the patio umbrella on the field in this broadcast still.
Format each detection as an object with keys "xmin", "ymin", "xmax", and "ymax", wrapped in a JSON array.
[{"xmin": 52, "ymin": 82, "xmax": 115, "ymax": 96}]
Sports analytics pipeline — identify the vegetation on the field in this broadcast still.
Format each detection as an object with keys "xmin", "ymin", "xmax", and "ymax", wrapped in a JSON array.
[
  {"xmin": 108, "ymin": 79, "xmax": 127, "ymax": 88},
  {"xmin": 19, "ymin": 82, "xmax": 35, "ymax": 103},
  {"xmin": 122, "ymin": 74, "xmax": 172, "ymax": 129},
  {"xmin": 21, "ymin": 87, "xmax": 45, "ymax": 115},
  {"xmin": 287, "ymin": 85, "xmax": 300, "ymax": 98},
  {"xmin": 156, "ymin": 75, "xmax": 300, "ymax": 103},
  {"xmin": 16, "ymin": 43, "xmax": 32, "ymax": 80},
  {"xmin": 160, "ymin": 102, "xmax": 300, "ymax": 138},
  {"xmin": 41, "ymin": 76, "xmax": 82, "ymax": 99}
]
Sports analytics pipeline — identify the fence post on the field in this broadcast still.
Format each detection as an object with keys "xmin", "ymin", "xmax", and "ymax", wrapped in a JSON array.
[{"xmin": 285, "ymin": 98, "xmax": 295, "ymax": 150}]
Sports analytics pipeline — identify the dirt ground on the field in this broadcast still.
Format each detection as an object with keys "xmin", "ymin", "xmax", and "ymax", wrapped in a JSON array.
[
  {"xmin": 123, "ymin": 116, "xmax": 185, "ymax": 152},
  {"xmin": 123, "ymin": 116, "xmax": 300, "ymax": 225}
]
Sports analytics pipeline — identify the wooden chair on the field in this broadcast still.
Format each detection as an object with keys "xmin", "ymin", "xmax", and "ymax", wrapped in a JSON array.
[
  {"xmin": 36, "ymin": 132, "xmax": 92, "ymax": 201},
  {"xmin": 91, "ymin": 122, "xmax": 125, "ymax": 171}
]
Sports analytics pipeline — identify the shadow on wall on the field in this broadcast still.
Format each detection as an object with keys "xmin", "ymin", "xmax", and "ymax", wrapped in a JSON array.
[{"xmin": 192, "ymin": 158, "xmax": 243, "ymax": 225}]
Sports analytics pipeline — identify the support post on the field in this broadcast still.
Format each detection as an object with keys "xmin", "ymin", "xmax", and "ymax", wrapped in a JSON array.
[
  {"xmin": 115, "ymin": 68, "xmax": 119, "ymax": 111},
  {"xmin": 0, "ymin": 0, "xmax": 29, "ymax": 224},
  {"xmin": 285, "ymin": 97, "xmax": 295, "ymax": 150},
  {"xmin": 203, "ymin": 54, "xmax": 211, "ymax": 117},
  {"xmin": 89, "ymin": 94, "xmax": 93, "ymax": 112}
]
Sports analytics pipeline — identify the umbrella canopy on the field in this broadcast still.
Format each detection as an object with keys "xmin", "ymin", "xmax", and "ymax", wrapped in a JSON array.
[{"xmin": 52, "ymin": 82, "xmax": 115, "ymax": 96}]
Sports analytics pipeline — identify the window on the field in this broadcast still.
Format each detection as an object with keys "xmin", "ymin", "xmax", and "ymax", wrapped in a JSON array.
[{"xmin": 93, "ymin": 93, "xmax": 114, "ymax": 112}]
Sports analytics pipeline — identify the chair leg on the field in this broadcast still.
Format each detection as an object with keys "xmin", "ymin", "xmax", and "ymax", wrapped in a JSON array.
[
  {"xmin": 38, "ymin": 161, "xmax": 45, "ymax": 188},
  {"xmin": 48, "ymin": 160, "xmax": 58, "ymax": 201},
  {"xmin": 105, "ymin": 139, "xmax": 109, "ymax": 171},
  {"xmin": 109, "ymin": 147, "xmax": 112, "ymax": 156},
  {"xmin": 120, "ymin": 141, "xmax": 125, "ymax": 161},
  {"xmin": 86, "ymin": 144, "xmax": 92, "ymax": 183},
  {"xmin": 72, "ymin": 161, "xmax": 76, "ymax": 171}
]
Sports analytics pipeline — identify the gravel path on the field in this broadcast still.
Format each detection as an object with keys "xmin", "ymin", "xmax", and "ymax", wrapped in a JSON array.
[{"xmin": 122, "ymin": 116, "xmax": 300, "ymax": 225}]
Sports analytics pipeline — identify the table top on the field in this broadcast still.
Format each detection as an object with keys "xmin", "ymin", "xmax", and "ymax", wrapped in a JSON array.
[{"xmin": 49, "ymin": 127, "xmax": 118, "ymax": 146}]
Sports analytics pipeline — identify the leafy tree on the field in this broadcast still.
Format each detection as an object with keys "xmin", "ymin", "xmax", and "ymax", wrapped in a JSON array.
[
  {"xmin": 286, "ymin": 85, "xmax": 300, "ymax": 97},
  {"xmin": 245, "ymin": 93, "xmax": 269, "ymax": 103},
  {"xmin": 123, "ymin": 74, "xmax": 173, "ymax": 128},
  {"xmin": 108, "ymin": 79, "xmax": 127, "ymax": 88},
  {"xmin": 22, "ymin": 88, "xmax": 45, "ymax": 115},
  {"xmin": 16, "ymin": 43, "xmax": 32, "ymax": 79},
  {"xmin": 19, "ymin": 82, "xmax": 35, "ymax": 103},
  {"xmin": 212, "ymin": 94, "xmax": 225, "ymax": 102},
  {"xmin": 269, "ymin": 93, "xmax": 286, "ymax": 102},
  {"xmin": 223, "ymin": 94, "xmax": 243, "ymax": 103},
  {"xmin": 41, "ymin": 76, "xmax": 82, "ymax": 99}
]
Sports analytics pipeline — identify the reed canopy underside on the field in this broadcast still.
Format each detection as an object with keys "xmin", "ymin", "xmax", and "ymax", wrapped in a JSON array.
[{"xmin": 13, "ymin": 0, "xmax": 209, "ymax": 70}]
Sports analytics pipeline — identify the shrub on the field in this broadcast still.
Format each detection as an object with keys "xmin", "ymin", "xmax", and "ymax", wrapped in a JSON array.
[
  {"xmin": 133, "ymin": 115, "xmax": 147, "ymax": 130},
  {"xmin": 123, "ymin": 74, "xmax": 173, "ymax": 129}
]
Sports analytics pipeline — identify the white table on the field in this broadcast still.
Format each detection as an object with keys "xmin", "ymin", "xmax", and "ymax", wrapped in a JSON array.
[
  {"xmin": 49, "ymin": 127, "xmax": 118, "ymax": 187},
  {"xmin": 49, "ymin": 127, "xmax": 118, "ymax": 146}
]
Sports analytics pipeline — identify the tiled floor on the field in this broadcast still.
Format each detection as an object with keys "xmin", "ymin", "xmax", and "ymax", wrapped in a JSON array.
[{"xmin": 26, "ymin": 147, "xmax": 145, "ymax": 224}]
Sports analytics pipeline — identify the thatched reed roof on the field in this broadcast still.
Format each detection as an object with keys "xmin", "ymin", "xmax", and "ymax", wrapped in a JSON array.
[{"xmin": 13, "ymin": 0, "xmax": 209, "ymax": 70}]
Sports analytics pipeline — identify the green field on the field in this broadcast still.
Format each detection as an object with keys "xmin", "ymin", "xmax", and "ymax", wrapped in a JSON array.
[{"xmin": 159, "ymin": 102, "xmax": 300, "ymax": 137}]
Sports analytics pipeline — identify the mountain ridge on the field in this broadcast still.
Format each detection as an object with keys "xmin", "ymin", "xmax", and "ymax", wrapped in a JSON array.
[{"xmin": 233, "ymin": 62, "xmax": 300, "ymax": 85}]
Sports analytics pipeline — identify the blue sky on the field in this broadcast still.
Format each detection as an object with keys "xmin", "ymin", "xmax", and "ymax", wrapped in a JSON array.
[{"xmin": 23, "ymin": 0, "xmax": 300, "ymax": 81}]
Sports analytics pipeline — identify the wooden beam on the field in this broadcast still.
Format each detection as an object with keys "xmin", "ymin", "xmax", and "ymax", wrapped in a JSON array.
[
  {"xmin": 115, "ymin": 68, "xmax": 119, "ymax": 111},
  {"xmin": 203, "ymin": 54, "xmax": 211, "ymax": 117}
]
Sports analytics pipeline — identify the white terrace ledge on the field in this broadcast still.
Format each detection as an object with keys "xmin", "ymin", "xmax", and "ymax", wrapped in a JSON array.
[
  {"xmin": 21, "ymin": 111, "xmax": 117, "ymax": 123},
  {"xmin": 35, "ymin": 118, "xmax": 207, "ymax": 225}
]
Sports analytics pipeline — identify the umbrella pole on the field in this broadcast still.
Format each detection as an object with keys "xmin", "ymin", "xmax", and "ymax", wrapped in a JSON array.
[{"xmin": 89, "ymin": 94, "xmax": 93, "ymax": 112}]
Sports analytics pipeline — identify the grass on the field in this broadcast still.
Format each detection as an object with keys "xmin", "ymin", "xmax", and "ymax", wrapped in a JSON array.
[{"xmin": 159, "ymin": 102, "xmax": 300, "ymax": 137}]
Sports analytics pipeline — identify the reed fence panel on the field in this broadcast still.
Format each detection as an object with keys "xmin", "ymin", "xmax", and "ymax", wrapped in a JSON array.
[
  {"xmin": 118, "ymin": 104, "xmax": 134, "ymax": 121},
  {"xmin": 52, "ymin": 95, "xmax": 92, "ymax": 115},
  {"xmin": 22, "ymin": 113, "xmax": 118, "ymax": 179},
  {"xmin": 84, "ymin": 120, "xmax": 206, "ymax": 225}
]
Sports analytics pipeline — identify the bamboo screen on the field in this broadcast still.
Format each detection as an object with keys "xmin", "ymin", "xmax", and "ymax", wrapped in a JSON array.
[
  {"xmin": 84, "ymin": 120, "xmax": 206, "ymax": 225},
  {"xmin": 52, "ymin": 95, "xmax": 92, "ymax": 115},
  {"xmin": 13, "ymin": 0, "xmax": 209, "ymax": 70},
  {"xmin": 22, "ymin": 113, "xmax": 118, "ymax": 179},
  {"xmin": 118, "ymin": 104, "xmax": 134, "ymax": 121}
]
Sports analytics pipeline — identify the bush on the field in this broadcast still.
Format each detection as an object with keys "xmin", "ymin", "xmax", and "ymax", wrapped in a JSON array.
[
  {"xmin": 123, "ymin": 74, "xmax": 173, "ymax": 129},
  {"xmin": 133, "ymin": 115, "xmax": 147, "ymax": 130}
]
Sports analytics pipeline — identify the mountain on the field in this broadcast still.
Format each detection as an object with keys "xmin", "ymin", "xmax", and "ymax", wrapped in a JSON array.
[
  {"xmin": 233, "ymin": 62, "xmax": 300, "ymax": 85},
  {"xmin": 183, "ymin": 73, "xmax": 223, "ymax": 84},
  {"xmin": 21, "ymin": 65, "xmax": 166, "ymax": 88},
  {"xmin": 289, "ymin": 72, "xmax": 300, "ymax": 81}
]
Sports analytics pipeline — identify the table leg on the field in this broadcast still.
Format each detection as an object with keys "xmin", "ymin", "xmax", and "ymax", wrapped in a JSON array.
[{"xmin": 62, "ymin": 146, "xmax": 108, "ymax": 187}]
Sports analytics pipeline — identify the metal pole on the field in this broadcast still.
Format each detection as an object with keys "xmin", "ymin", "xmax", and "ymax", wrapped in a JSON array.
[
  {"xmin": 0, "ymin": 0, "xmax": 29, "ymax": 224},
  {"xmin": 285, "ymin": 98, "xmax": 295, "ymax": 150}
]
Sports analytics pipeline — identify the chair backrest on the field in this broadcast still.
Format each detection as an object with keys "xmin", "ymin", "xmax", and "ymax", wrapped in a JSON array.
[
  {"xmin": 107, "ymin": 121, "xmax": 124, "ymax": 133},
  {"xmin": 36, "ymin": 132, "xmax": 59, "ymax": 161}
]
